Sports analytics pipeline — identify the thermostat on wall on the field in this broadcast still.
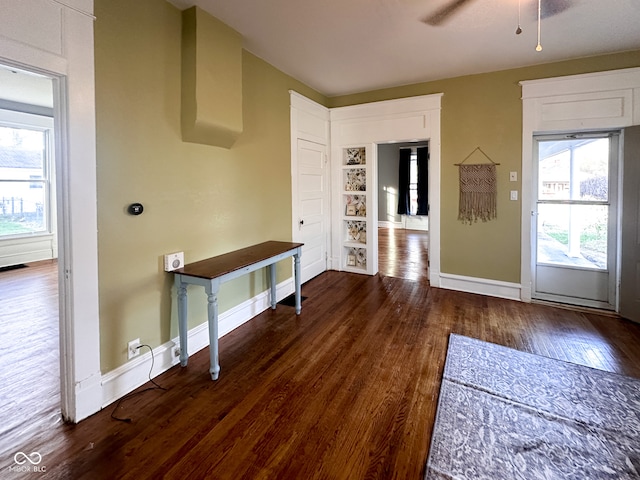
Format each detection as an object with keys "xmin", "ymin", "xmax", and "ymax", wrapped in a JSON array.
[{"xmin": 164, "ymin": 252, "xmax": 184, "ymax": 272}]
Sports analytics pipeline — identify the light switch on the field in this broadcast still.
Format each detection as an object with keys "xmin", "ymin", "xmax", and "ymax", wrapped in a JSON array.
[
  {"xmin": 509, "ymin": 171, "xmax": 517, "ymax": 182},
  {"xmin": 510, "ymin": 190, "xmax": 518, "ymax": 201}
]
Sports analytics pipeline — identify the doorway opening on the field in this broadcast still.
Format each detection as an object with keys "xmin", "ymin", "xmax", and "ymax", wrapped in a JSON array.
[
  {"xmin": 0, "ymin": 63, "xmax": 62, "ymax": 449},
  {"xmin": 377, "ymin": 142, "xmax": 429, "ymax": 281},
  {"xmin": 532, "ymin": 132, "xmax": 619, "ymax": 309}
]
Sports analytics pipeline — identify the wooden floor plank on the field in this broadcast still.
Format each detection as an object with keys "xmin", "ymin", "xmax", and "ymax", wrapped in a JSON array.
[{"xmin": 0, "ymin": 260, "xmax": 61, "ymax": 465}]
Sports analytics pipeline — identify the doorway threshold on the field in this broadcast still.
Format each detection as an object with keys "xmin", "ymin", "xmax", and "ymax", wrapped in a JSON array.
[{"xmin": 531, "ymin": 299, "xmax": 619, "ymax": 318}]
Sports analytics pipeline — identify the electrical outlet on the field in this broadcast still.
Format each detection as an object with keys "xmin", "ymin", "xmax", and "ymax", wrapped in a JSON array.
[
  {"xmin": 128, "ymin": 338, "xmax": 141, "ymax": 359},
  {"xmin": 171, "ymin": 344, "xmax": 181, "ymax": 360}
]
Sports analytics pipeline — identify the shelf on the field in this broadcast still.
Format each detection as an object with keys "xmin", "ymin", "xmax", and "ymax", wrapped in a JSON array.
[
  {"xmin": 343, "ymin": 168, "xmax": 366, "ymax": 192},
  {"xmin": 344, "ymin": 147, "xmax": 366, "ymax": 166},
  {"xmin": 344, "ymin": 219, "xmax": 366, "ymax": 245},
  {"xmin": 341, "ymin": 145, "xmax": 371, "ymax": 274},
  {"xmin": 344, "ymin": 246, "xmax": 367, "ymax": 269},
  {"xmin": 343, "ymin": 194, "xmax": 366, "ymax": 217}
]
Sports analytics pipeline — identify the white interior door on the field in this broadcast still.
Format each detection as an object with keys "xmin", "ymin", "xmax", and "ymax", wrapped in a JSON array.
[
  {"xmin": 620, "ymin": 126, "xmax": 640, "ymax": 322},
  {"xmin": 295, "ymin": 139, "xmax": 328, "ymax": 283},
  {"xmin": 533, "ymin": 133, "xmax": 618, "ymax": 309}
]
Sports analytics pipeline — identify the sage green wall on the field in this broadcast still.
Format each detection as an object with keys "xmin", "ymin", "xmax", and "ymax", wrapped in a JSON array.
[
  {"xmin": 94, "ymin": 0, "xmax": 639, "ymax": 372},
  {"xmin": 94, "ymin": 0, "xmax": 325, "ymax": 372},
  {"xmin": 329, "ymin": 51, "xmax": 640, "ymax": 283}
]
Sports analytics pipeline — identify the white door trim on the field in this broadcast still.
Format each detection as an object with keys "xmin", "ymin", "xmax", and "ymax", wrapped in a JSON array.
[
  {"xmin": 520, "ymin": 67, "xmax": 640, "ymax": 304},
  {"xmin": 0, "ymin": 0, "xmax": 102, "ymax": 422},
  {"xmin": 329, "ymin": 94, "xmax": 443, "ymax": 284},
  {"xmin": 290, "ymin": 91, "xmax": 331, "ymax": 277}
]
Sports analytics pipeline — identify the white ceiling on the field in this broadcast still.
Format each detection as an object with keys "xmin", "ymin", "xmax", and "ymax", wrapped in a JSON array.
[
  {"xmin": 0, "ymin": 65, "xmax": 53, "ymax": 108},
  {"xmin": 167, "ymin": 0, "xmax": 640, "ymax": 97}
]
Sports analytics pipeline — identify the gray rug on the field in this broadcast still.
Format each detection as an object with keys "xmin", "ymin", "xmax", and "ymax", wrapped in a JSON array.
[{"xmin": 425, "ymin": 334, "xmax": 640, "ymax": 479}]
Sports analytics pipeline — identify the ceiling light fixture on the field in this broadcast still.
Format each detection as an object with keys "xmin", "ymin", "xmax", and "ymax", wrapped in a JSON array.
[{"xmin": 536, "ymin": 0, "xmax": 543, "ymax": 51}]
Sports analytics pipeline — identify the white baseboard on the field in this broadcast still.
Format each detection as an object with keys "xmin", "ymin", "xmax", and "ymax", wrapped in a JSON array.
[
  {"xmin": 72, "ymin": 371, "xmax": 104, "ymax": 422},
  {"xmin": 378, "ymin": 221, "xmax": 403, "ymax": 229},
  {"xmin": 404, "ymin": 215, "xmax": 429, "ymax": 231},
  {"xmin": 0, "ymin": 234, "xmax": 56, "ymax": 267},
  {"xmin": 101, "ymin": 278, "xmax": 295, "ymax": 408},
  {"xmin": 438, "ymin": 273, "xmax": 522, "ymax": 301},
  {"xmin": 378, "ymin": 219, "xmax": 428, "ymax": 231}
]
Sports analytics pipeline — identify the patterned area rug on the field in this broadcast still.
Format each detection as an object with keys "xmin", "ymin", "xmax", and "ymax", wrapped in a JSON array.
[{"xmin": 425, "ymin": 334, "xmax": 640, "ymax": 479}]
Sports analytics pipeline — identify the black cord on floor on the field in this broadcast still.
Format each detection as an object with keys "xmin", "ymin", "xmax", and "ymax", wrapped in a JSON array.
[{"xmin": 111, "ymin": 344, "xmax": 168, "ymax": 423}]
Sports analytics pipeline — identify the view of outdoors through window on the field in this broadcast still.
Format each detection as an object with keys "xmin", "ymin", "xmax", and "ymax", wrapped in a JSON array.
[
  {"xmin": 409, "ymin": 150, "xmax": 418, "ymax": 215},
  {"xmin": 537, "ymin": 137, "xmax": 609, "ymax": 270},
  {"xmin": 0, "ymin": 125, "xmax": 48, "ymax": 237}
]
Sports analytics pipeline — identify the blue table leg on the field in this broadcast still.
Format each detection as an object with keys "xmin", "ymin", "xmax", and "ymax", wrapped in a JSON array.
[
  {"xmin": 206, "ymin": 279, "xmax": 221, "ymax": 380},
  {"xmin": 269, "ymin": 263, "xmax": 277, "ymax": 309},
  {"xmin": 294, "ymin": 249, "xmax": 302, "ymax": 315},
  {"xmin": 175, "ymin": 275, "xmax": 189, "ymax": 367}
]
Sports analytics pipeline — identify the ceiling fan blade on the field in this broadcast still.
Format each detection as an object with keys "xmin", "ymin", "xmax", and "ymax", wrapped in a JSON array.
[
  {"xmin": 541, "ymin": 0, "xmax": 574, "ymax": 19},
  {"xmin": 422, "ymin": 0, "xmax": 476, "ymax": 26}
]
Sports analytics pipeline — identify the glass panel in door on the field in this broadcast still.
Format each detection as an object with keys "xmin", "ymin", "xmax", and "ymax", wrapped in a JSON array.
[{"xmin": 534, "ymin": 135, "xmax": 617, "ymax": 309}]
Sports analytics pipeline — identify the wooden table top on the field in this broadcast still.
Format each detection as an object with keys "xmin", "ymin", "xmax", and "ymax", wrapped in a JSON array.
[{"xmin": 175, "ymin": 241, "xmax": 304, "ymax": 280}]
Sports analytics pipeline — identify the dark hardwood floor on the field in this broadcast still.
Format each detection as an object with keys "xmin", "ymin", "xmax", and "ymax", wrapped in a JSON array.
[{"xmin": 2, "ymin": 232, "xmax": 640, "ymax": 479}]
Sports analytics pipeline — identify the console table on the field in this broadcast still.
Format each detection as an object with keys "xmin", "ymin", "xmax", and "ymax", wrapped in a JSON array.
[{"xmin": 173, "ymin": 241, "xmax": 303, "ymax": 380}]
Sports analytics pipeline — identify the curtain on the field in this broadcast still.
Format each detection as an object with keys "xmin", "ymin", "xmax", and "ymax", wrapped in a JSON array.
[
  {"xmin": 397, "ymin": 148, "xmax": 411, "ymax": 215},
  {"xmin": 416, "ymin": 146, "xmax": 429, "ymax": 215}
]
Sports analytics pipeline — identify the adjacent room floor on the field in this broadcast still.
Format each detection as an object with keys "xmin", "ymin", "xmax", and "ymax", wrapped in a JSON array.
[{"xmin": 0, "ymin": 260, "xmax": 61, "ymax": 462}]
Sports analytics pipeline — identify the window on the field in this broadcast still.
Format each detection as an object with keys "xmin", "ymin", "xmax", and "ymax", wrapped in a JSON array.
[
  {"xmin": 536, "ymin": 136, "xmax": 612, "ymax": 270},
  {"xmin": 408, "ymin": 150, "xmax": 418, "ymax": 215},
  {"xmin": 398, "ymin": 145, "xmax": 429, "ymax": 216},
  {"xmin": 0, "ymin": 113, "xmax": 53, "ymax": 238}
]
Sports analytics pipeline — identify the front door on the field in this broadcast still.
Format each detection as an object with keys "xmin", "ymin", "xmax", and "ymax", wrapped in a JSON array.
[{"xmin": 533, "ymin": 133, "xmax": 619, "ymax": 309}]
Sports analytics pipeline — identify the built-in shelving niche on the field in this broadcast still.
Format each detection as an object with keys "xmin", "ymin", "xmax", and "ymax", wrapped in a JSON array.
[{"xmin": 341, "ymin": 146, "xmax": 375, "ymax": 274}]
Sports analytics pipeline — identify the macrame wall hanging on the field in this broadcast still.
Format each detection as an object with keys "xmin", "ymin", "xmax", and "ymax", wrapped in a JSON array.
[{"xmin": 455, "ymin": 147, "xmax": 499, "ymax": 224}]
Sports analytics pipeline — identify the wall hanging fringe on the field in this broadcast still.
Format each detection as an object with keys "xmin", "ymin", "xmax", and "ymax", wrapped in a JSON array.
[{"xmin": 456, "ymin": 147, "xmax": 498, "ymax": 224}]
